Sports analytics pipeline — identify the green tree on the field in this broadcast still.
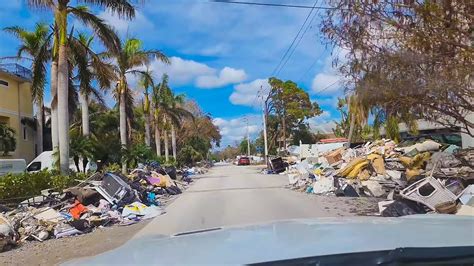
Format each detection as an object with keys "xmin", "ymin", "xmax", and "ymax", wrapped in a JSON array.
[
  {"xmin": 70, "ymin": 33, "xmax": 114, "ymax": 138},
  {"xmin": 0, "ymin": 124, "xmax": 16, "ymax": 156},
  {"xmin": 267, "ymin": 77, "xmax": 322, "ymax": 149},
  {"xmin": 108, "ymin": 38, "xmax": 168, "ymax": 173},
  {"xmin": 153, "ymin": 75, "xmax": 194, "ymax": 162},
  {"xmin": 290, "ymin": 124, "xmax": 316, "ymax": 145},
  {"xmin": 239, "ymin": 138, "xmax": 256, "ymax": 155},
  {"xmin": 139, "ymin": 69, "xmax": 154, "ymax": 147},
  {"xmin": 27, "ymin": 0, "xmax": 135, "ymax": 174},
  {"xmin": 4, "ymin": 23, "xmax": 52, "ymax": 154}
]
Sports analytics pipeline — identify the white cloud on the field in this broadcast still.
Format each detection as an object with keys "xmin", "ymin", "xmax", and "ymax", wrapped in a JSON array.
[
  {"xmin": 311, "ymin": 49, "xmax": 349, "ymax": 95},
  {"xmin": 311, "ymin": 73, "xmax": 341, "ymax": 94},
  {"xmin": 199, "ymin": 44, "xmax": 230, "ymax": 56},
  {"xmin": 307, "ymin": 111, "xmax": 337, "ymax": 134},
  {"xmin": 213, "ymin": 114, "xmax": 262, "ymax": 147},
  {"xmin": 99, "ymin": 10, "xmax": 154, "ymax": 35},
  {"xmin": 229, "ymin": 79, "xmax": 270, "ymax": 108},
  {"xmin": 196, "ymin": 67, "xmax": 247, "ymax": 89},
  {"xmin": 127, "ymin": 56, "xmax": 214, "ymax": 86}
]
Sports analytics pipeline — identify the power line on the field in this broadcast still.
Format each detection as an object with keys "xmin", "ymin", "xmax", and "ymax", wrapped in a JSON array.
[
  {"xmin": 271, "ymin": 0, "xmax": 318, "ymax": 77},
  {"xmin": 297, "ymin": 47, "xmax": 327, "ymax": 82},
  {"xmin": 274, "ymin": 0, "xmax": 320, "ymax": 77},
  {"xmin": 314, "ymin": 79, "xmax": 341, "ymax": 94},
  {"xmin": 211, "ymin": 0, "xmax": 340, "ymax": 10}
]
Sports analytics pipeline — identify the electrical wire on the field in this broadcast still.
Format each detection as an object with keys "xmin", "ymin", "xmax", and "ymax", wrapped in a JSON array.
[
  {"xmin": 211, "ymin": 0, "xmax": 341, "ymax": 10},
  {"xmin": 271, "ymin": 0, "xmax": 318, "ymax": 77},
  {"xmin": 274, "ymin": 0, "xmax": 320, "ymax": 77}
]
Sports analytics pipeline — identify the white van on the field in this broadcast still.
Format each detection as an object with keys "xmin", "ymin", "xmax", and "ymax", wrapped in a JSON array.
[
  {"xmin": 0, "ymin": 159, "xmax": 27, "ymax": 176},
  {"xmin": 26, "ymin": 151, "xmax": 97, "ymax": 173}
]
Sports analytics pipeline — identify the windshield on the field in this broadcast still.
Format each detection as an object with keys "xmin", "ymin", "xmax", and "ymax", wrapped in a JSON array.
[{"xmin": 0, "ymin": 1, "xmax": 472, "ymax": 265}]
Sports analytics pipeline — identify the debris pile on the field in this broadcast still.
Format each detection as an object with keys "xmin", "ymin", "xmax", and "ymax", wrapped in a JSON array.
[
  {"xmin": 284, "ymin": 139, "xmax": 474, "ymax": 217},
  {"xmin": 0, "ymin": 162, "xmax": 205, "ymax": 252}
]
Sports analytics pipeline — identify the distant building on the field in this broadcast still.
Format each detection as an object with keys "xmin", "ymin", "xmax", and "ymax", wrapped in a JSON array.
[{"xmin": 0, "ymin": 63, "xmax": 36, "ymax": 162}]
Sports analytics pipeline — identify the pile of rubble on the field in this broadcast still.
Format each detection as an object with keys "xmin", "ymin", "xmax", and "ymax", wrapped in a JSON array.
[
  {"xmin": 284, "ymin": 139, "xmax": 474, "ymax": 217},
  {"xmin": 0, "ymin": 162, "xmax": 208, "ymax": 252}
]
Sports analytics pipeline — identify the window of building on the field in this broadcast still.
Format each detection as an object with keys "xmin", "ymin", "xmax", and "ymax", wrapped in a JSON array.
[{"xmin": 0, "ymin": 80, "xmax": 8, "ymax": 87}]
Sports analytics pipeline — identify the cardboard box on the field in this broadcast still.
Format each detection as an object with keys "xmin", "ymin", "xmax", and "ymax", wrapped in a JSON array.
[{"xmin": 324, "ymin": 147, "xmax": 344, "ymax": 164}]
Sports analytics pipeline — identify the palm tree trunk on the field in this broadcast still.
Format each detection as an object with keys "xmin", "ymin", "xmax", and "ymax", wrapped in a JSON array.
[
  {"xmin": 127, "ymin": 117, "xmax": 132, "ymax": 142},
  {"xmin": 144, "ymin": 111, "xmax": 151, "ymax": 147},
  {"xmin": 50, "ymin": 60, "xmax": 59, "ymax": 153},
  {"xmin": 171, "ymin": 124, "xmax": 177, "ymax": 160},
  {"xmin": 36, "ymin": 101, "xmax": 43, "ymax": 155},
  {"xmin": 155, "ymin": 124, "xmax": 161, "ymax": 156},
  {"xmin": 57, "ymin": 43, "xmax": 69, "ymax": 174},
  {"xmin": 164, "ymin": 129, "xmax": 169, "ymax": 162},
  {"xmin": 119, "ymin": 90, "xmax": 127, "ymax": 174},
  {"xmin": 80, "ymin": 92, "xmax": 90, "ymax": 136},
  {"xmin": 348, "ymin": 112, "xmax": 356, "ymax": 145}
]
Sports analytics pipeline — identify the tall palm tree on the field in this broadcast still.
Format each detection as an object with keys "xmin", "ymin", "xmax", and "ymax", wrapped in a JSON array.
[
  {"xmin": 169, "ymin": 93, "xmax": 189, "ymax": 160},
  {"xmin": 70, "ymin": 33, "xmax": 114, "ymax": 137},
  {"xmin": 154, "ymin": 74, "xmax": 193, "ymax": 162},
  {"xmin": 3, "ymin": 23, "xmax": 52, "ymax": 155},
  {"xmin": 152, "ymin": 75, "xmax": 166, "ymax": 157},
  {"xmin": 27, "ymin": 0, "xmax": 134, "ymax": 174},
  {"xmin": 108, "ymin": 38, "xmax": 168, "ymax": 173},
  {"xmin": 347, "ymin": 93, "xmax": 369, "ymax": 144},
  {"xmin": 139, "ymin": 69, "xmax": 154, "ymax": 147}
]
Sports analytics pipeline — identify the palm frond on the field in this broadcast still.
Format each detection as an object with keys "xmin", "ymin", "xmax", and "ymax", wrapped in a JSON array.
[
  {"xmin": 88, "ymin": 87, "xmax": 107, "ymax": 107},
  {"xmin": 31, "ymin": 36, "xmax": 51, "ymax": 103},
  {"xmin": 26, "ymin": 0, "xmax": 54, "ymax": 9},
  {"xmin": 77, "ymin": 0, "xmax": 136, "ymax": 19},
  {"xmin": 3, "ymin": 26, "xmax": 28, "ymax": 39},
  {"xmin": 68, "ymin": 6, "xmax": 121, "ymax": 54}
]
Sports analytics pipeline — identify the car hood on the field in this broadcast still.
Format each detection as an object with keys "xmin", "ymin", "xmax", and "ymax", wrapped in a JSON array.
[{"xmin": 65, "ymin": 215, "xmax": 474, "ymax": 265}]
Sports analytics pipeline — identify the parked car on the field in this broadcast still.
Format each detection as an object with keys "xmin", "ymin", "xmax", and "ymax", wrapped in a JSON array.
[
  {"xmin": 26, "ymin": 151, "xmax": 97, "ymax": 173},
  {"xmin": 238, "ymin": 156, "xmax": 250, "ymax": 166},
  {"xmin": 0, "ymin": 159, "xmax": 27, "ymax": 176}
]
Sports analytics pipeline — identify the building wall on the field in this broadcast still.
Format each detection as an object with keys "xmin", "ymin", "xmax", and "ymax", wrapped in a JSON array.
[{"xmin": 0, "ymin": 72, "xmax": 35, "ymax": 162}]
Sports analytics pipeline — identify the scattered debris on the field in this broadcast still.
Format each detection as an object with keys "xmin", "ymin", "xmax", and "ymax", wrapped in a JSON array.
[
  {"xmin": 0, "ymin": 162, "xmax": 209, "ymax": 252},
  {"xmin": 274, "ymin": 138, "xmax": 473, "ymax": 218}
]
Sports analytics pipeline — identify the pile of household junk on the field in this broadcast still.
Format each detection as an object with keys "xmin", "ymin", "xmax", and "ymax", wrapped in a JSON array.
[
  {"xmin": 0, "ymin": 162, "xmax": 203, "ymax": 252},
  {"xmin": 287, "ymin": 139, "xmax": 474, "ymax": 217}
]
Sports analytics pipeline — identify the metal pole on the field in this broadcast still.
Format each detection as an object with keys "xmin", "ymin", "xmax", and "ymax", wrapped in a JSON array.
[
  {"xmin": 262, "ymin": 100, "xmax": 269, "ymax": 165},
  {"xmin": 246, "ymin": 118, "xmax": 250, "ymax": 157}
]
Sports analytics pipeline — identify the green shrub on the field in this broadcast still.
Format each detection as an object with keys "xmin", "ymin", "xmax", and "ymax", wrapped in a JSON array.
[
  {"xmin": 102, "ymin": 163, "xmax": 121, "ymax": 173},
  {"xmin": 0, "ymin": 171, "xmax": 87, "ymax": 202}
]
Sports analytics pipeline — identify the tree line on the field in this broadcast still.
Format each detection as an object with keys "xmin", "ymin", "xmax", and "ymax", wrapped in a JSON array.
[{"xmin": 2, "ymin": 0, "xmax": 221, "ymax": 174}]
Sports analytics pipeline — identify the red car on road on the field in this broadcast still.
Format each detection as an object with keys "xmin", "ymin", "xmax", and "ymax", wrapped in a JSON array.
[{"xmin": 237, "ymin": 157, "xmax": 250, "ymax": 166}]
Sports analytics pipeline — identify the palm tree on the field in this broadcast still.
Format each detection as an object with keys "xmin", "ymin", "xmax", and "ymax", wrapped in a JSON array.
[
  {"xmin": 152, "ymin": 76, "xmax": 166, "ymax": 158},
  {"xmin": 169, "ymin": 93, "xmax": 189, "ymax": 160},
  {"xmin": 108, "ymin": 38, "xmax": 168, "ymax": 173},
  {"xmin": 139, "ymin": 69, "xmax": 154, "ymax": 147},
  {"xmin": 27, "ymin": 0, "xmax": 134, "ymax": 174},
  {"xmin": 347, "ymin": 93, "xmax": 369, "ymax": 144},
  {"xmin": 3, "ymin": 23, "xmax": 52, "ymax": 155},
  {"xmin": 154, "ymin": 74, "xmax": 193, "ymax": 162},
  {"xmin": 70, "ymin": 33, "xmax": 115, "ymax": 137}
]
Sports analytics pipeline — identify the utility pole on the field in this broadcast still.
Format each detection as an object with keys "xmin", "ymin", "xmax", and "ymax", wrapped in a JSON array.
[
  {"xmin": 261, "ymin": 91, "xmax": 269, "ymax": 165},
  {"xmin": 245, "ymin": 117, "xmax": 250, "ymax": 157}
]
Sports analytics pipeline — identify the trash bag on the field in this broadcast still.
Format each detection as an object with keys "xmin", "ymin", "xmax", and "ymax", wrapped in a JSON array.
[
  {"xmin": 381, "ymin": 199, "xmax": 427, "ymax": 217},
  {"xmin": 165, "ymin": 166, "xmax": 177, "ymax": 180},
  {"xmin": 165, "ymin": 186, "xmax": 182, "ymax": 195}
]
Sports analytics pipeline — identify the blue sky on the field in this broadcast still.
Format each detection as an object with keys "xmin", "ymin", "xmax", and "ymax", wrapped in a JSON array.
[{"xmin": 0, "ymin": 0, "xmax": 347, "ymax": 147}]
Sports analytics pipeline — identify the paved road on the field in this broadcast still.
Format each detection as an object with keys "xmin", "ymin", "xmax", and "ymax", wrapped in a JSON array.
[{"xmin": 135, "ymin": 164, "xmax": 349, "ymax": 237}]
